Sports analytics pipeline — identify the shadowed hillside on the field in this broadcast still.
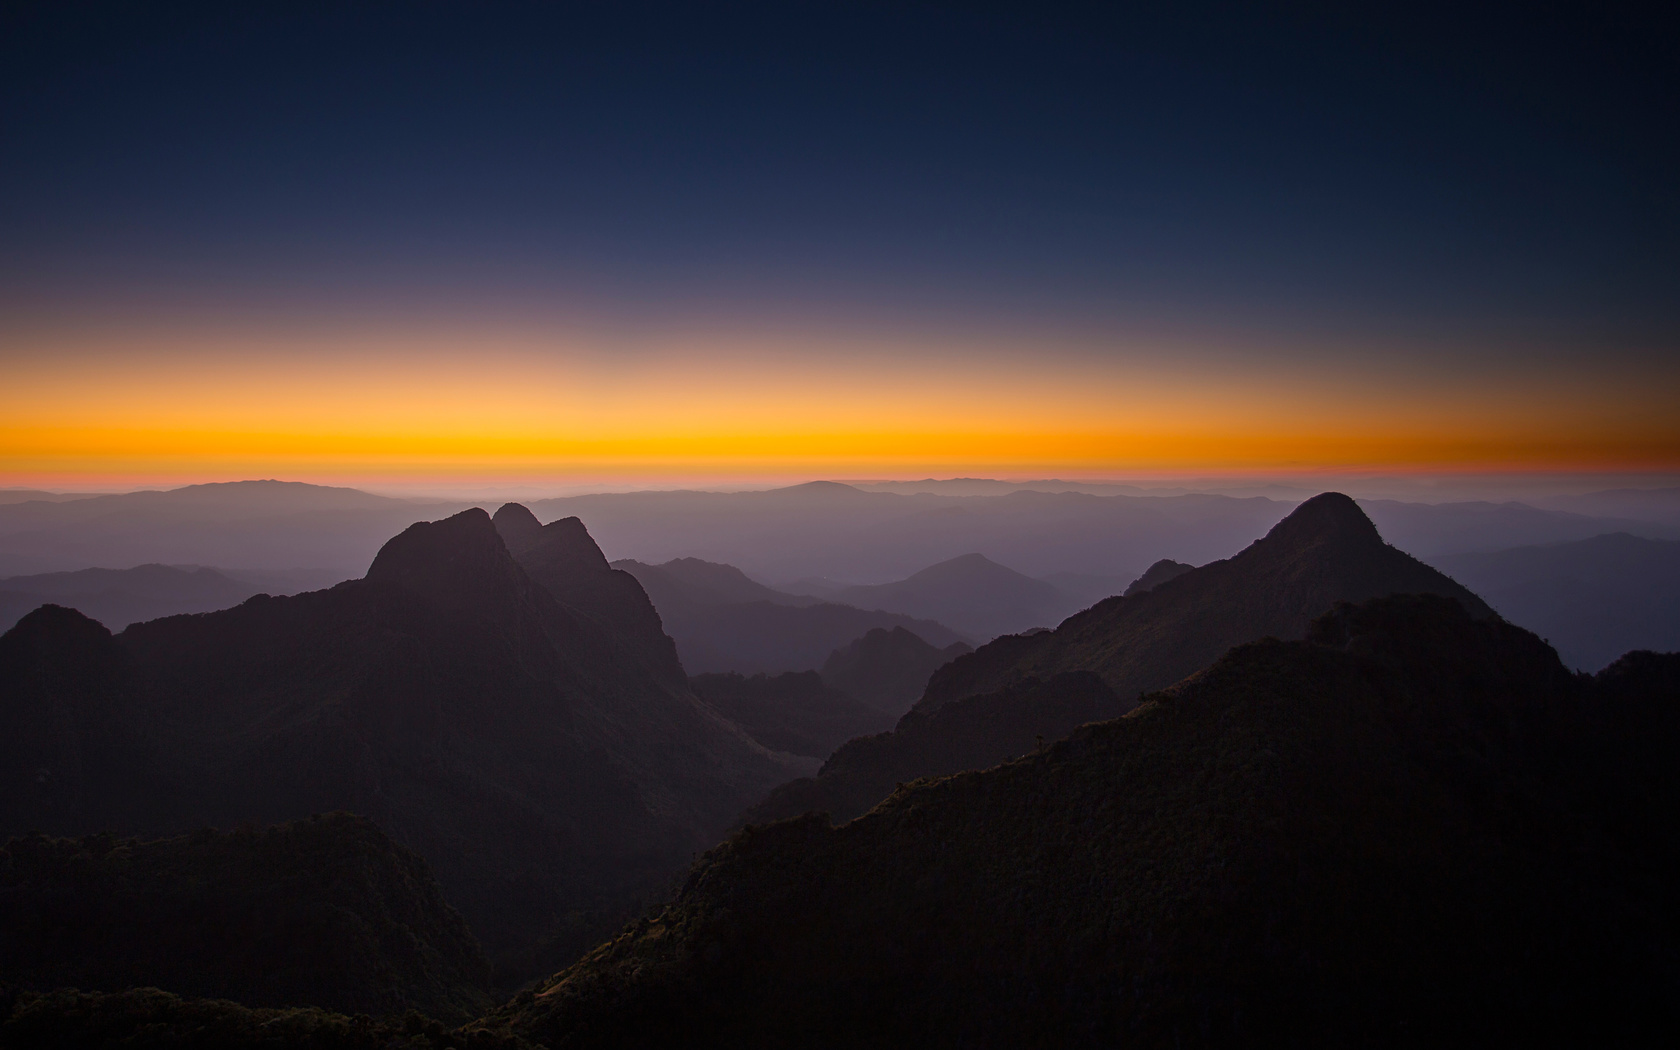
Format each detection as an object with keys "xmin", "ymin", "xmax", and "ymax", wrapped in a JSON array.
[
  {"xmin": 690, "ymin": 672, "xmax": 891, "ymax": 759},
  {"xmin": 0, "ymin": 814, "xmax": 491, "ymax": 1021},
  {"xmin": 818, "ymin": 626, "xmax": 972, "ymax": 718},
  {"xmin": 614, "ymin": 557, "xmax": 967, "ymax": 674},
  {"xmin": 748, "ymin": 493, "xmax": 1497, "ymax": 826},
  {"xmin": 482, "ymin": 596, "xmax": 1680, "ymax": 1048},
  {"xmin": 0, "ymin": 509, "xmax": 798, "ymax": 970}
]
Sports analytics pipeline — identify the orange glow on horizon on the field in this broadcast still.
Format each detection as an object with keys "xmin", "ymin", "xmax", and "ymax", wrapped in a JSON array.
[{"xmin": 3, "ymin": 320, "xmax": 1678, "ymax": 488}]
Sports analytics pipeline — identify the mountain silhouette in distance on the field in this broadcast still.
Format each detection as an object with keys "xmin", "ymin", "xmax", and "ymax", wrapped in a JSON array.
[
  {"xmin": 613, "ymin": 557, "xmax": 967, "ymax": 674},
  {"xmin": 821, "ymin": 553, "xmax": 1072, "ymax": 640},
  {"xmin": 0, "ymin": 564, "xmax": 263, "ymax": 634},
  {"xmin": 818, "ymin": 626, "xmax": 972, "ymax": 718},
  {"xmin": 0, "ymin": 814, "xmax": 492, "ymax": 1021},
  {"xmin": 1429, "ymin": 532, "xmax": 1680, "ymax": 671},
  {"xmin": 0, "ymin": 508, "xmax": 797, "ymax": 970},
  {"xmin": 485, "ymin": 595, "xmax": 1680, "ymax": 1047},
  {"xmin": 747, "ymin": 493, "xmax": 1496, "ymax": 826}
]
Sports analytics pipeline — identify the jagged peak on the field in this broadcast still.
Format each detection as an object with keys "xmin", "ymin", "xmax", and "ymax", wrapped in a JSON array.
[
  {"xmin": 1257, "ymin": 492, "xmax": 1382, "ymax": 551},
  {"xmin": 365, "ymin": 508, "xmax": 528, "ymax": 614},
  {"xmin": 495, "ymin": 506, "xmax": 611, "ymax": 576}
]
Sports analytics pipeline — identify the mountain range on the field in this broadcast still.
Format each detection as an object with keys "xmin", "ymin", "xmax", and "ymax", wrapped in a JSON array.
[
  {"xmin": 483, "ymin": 595, "xmax": 1680, "ymax": 1047},
  {"xmin": 613, "ymin": 557, "xmax": 966, "ymax": 673},
  {"xmin": 784, "ymin": 553, "xmax": 1072, "ymax": 639},
  {"xmin": 0, "ymin": 506, "xmax": 800, "ymax": 972},
  {"xmin": 1430, "ymin": 532, "xmax": 1680, "ymax": 671},
  {"xmin": 747, "ymin": 493, "xmax": 1494, "ymax": 826}
]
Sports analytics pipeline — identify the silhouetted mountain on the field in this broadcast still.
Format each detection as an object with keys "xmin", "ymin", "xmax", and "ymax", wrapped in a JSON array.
[
  {"xmin": 690, "ymin": 672, "xmax": 890, "ymax": 759},
  {"xmin": 0, "ymin": 509, "xmax": 797, "ymax": 971},
  {"xmin": 0, "ymin": 480, "xmax": 470, "ymax": 576},
  {"xmin": 483, "ymin": 596, "xmax": 1680, "ymax": 1048},
  {"xmin": 1121, "ymin": 558, "xmax": 1193, "ymax": 596},
  {"xmin": 0, "ymin": 564, "xmax": 258, "ymax": 633},
  {"xmin": 922, "ymin": 493, "xmax": 1494, "ymax": 710},
  {"xmin": 1429, "ymin": 532, "xmax": 1680, "ymax": 671},
  {"xmin": 1, "ymin": 987, "xmax": 535, "ymax": 1049},
  {"xmin": 818, "ymin": 626, "xmax": 972, "ymax": 718},
  {"xmin": 1534, "ymin": 486, "xmax": 1680, "ymax": 526},
  {"xmin": 614, "ymin": 557, "xmax": 967, "ymax": 674},
  {"xmin": 745, "ymin": 493, "xmax": 1496, "ymax": 826},
  {"xmin": 0, "ymin": 814, "xmax": 491, "ymax": 1020},
  {"xmin": 744, "ymin": 672, "xmax": 1118, "ymax": 826},
  {"xmin": 495, "ymin": 504, "xmax": 686, "ymax": 692},
  {"xmin": 828, "ymin": 553, "xmax": 1072, "ymax": 639}
]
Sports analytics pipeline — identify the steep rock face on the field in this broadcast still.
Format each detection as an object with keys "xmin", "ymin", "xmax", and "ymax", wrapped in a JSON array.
[
  {"xmin": 922, "ymin": 492, "xmax": 1494, "ymax": 711},
  {"xmin": 818, "ymin": 626, "xmax": 972, "ymax": 718},
  {"xmin": 0, "ymin": 814, "xmax": 492, "ymax": 1021},
  {"xmin": 0, "ymin": 509, "xmax": 795, "ymax": 967},
  {"xmin": 485, "ymin": 597, "xmax": 1680, "ymax": 1048},
  {"xmin": 494, "ymin": 504, "xmax": 686, "ymax": 692}
]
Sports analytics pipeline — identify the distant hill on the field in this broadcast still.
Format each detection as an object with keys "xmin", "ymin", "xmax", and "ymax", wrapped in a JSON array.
[
  {"xmin": 0, "ymin": 509, "xmax": 799, "ymax": 972},
  {"xmin": 690, "ymin": 671, "xmax": 891, "ymax": 760},
  {"xmin": 818, "ymin": 626, "xmax": 972, "ymax": 718},
  {"xmin": 0, "ymin": 564, "xmax": 259, "ymax": 634},
  {"xmin": 746, "ymin": 493, "xmax": 1495, "ymax": 826},
  {"xmin": 1429, "ymin": 532, "xmax": 1680, "ymax": 671},
  {"xmin": 484, "ymin": 596, "xmax": 1680, "ymax": 1047},
  {"xmin": 0, "ymin": 814, "xmax": 492, "ymax": 1021},
  {"xmin": 613, "ymin": 557, "xmax": 967, "ymax": 674},
  {"xmin": 0, "ymin": 480, "xmax": 471, "ymax": 576},
  {"xmin": 826, "ymin": 553, "xmax": 1072, "ymax": 639}
]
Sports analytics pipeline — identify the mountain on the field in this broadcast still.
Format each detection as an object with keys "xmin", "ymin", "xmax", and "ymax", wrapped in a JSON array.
[
  {"xmin": 827, "ymin": 553, "xmax": 1073, "ymax": 639},
  {"xmin": 0, "ymin": 564, "xmax": 260, "ymax": 634},
  {"xmin": 745, "ymin": 493, "xmax": 1496, "ymax": 826},
  {"xmin": 0, "ymin": 814, "xmax": 492, "ymax": 1021},
  {"xmin": 0, "ymin": 480, "xmax": 470, "ymax": 576},
  {"xmin": 1121, "ymin": 558, "xmax": 1193, "ymax": 596},
  {"xmin": 1429, "ymin": 532, "xmax": 1680, "ymax": 671},
  {"xmin": 818, "ymin": 626, "xmax": 972, "ymax": 718},
  {"xmin": 613, "ymin": 557, "xmax": 967, "ymax": 674},
  {"xmin": 1356, "ymin": 497, "xmax": 1678, "ymax": 558},
  {"xmin": 743, "ymin": 672, "xmax": 1119, "ymax": 826},
  {"xmin": 482, "ymin": 595, "xmax": 1680, "ymax": 1047},
  {"xmin": 922, "ymin": 492, "xmax": 1494, "ymax": 710},
  {"xmin": 0, "ymin": 508, "xmax": 798, "ymax": 971},
  {"xmin": 495, "ymin": 505, "xmax": 687, "ymax": 692},
  {"xmin": 689, "ymin": 672, "xmax": 890, "ymax": 760}
]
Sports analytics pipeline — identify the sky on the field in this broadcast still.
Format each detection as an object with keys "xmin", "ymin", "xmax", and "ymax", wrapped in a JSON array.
[{"xmin": 2, "ymin": 2, "xmax": 1677, "ymax": 493}]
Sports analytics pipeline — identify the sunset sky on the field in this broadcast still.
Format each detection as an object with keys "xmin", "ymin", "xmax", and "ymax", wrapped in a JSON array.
[{"xmin": 3, "ymin": 4, "xmax": 1676, "ymax": 493}]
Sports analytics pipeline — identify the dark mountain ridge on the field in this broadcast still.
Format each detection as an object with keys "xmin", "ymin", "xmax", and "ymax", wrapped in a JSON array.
[
  {"xmin": 0, "ymin": 508, "xmax": 796, "ymax": 968},
  {"xmin": 818, "ymin": 626, "xmax": 972, "ymax": 717},
  {"xmin": 746, "ymin": 493, "xmax": 1496, "ymax": 826},
  {"xmin": 0, "ymin": 564, "xmax": 262, "ymax": 634},
  {"xmin": 484, "ymin": 595, "xmax": 1680, "ymax": 1048},
  {"xmin": 922, "ymin": 492, "xmax": 1493, "ymax": 710}
]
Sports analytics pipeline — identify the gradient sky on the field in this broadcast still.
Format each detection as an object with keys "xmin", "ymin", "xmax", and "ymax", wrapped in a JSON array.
[{"xmin": 3, "ymin": 2, "xmax": 1677, "ymax": 490}]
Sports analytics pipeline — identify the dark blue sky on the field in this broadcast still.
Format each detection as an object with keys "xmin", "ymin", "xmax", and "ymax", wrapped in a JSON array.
[{"xmin": 3, "ymin": 1, "xmax": 1677, "ymax": 354}]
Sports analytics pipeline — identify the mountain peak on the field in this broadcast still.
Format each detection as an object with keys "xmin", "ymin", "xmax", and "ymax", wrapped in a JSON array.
[
  {"xmin": 491, "ymin": 502, "xmax": 545, "ymax": 553},
  {"xmin": 493, "ymin": 508, "xmax": 613, "ymax": 578},
  {"xmin": 365, "ymin": 508, "xmax": 527, "ymax": 614},
  {"xmin": 1260, "ymin": 492, "xmax": 1382, "ymax": 551}
]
